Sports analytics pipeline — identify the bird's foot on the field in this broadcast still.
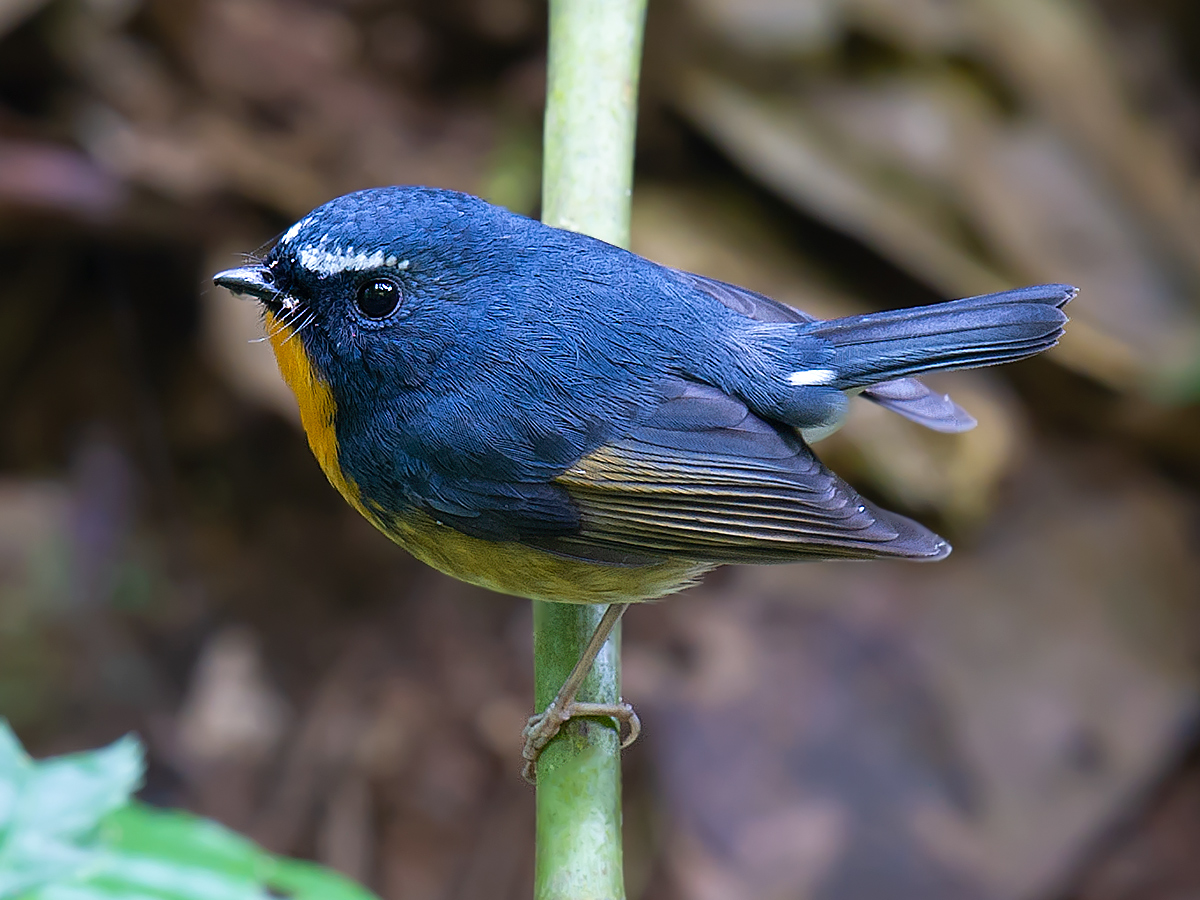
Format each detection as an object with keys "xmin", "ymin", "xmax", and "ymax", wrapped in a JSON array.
[{"xmin": 521, "ymin": 699, "xmax": 641, "ymax": 783}]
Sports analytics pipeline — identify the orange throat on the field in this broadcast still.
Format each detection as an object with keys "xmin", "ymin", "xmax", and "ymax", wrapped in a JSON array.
[{"xmin": 265, "ymin": 311, "xmax": 368, "ymax": 517}]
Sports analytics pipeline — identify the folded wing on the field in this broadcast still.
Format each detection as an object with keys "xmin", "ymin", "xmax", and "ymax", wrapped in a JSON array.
[{"xmin": 534, "ymin": 380, "xmax": 950, "ymax": 564}]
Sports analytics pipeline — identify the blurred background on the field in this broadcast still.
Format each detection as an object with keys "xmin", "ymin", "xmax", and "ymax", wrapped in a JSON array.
[{"xmin": 1, "ymin": 0, "xmax": 1199, "ymax": 897}]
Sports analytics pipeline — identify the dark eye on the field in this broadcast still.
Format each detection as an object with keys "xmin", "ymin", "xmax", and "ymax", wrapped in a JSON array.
[{"xmin": 355, "ymin": 278, "xmax": 402, "ymax": 319}]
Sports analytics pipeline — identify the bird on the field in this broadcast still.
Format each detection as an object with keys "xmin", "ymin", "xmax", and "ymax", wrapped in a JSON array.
[{"xmin": 214, "ymin": 185, "xmax": 1073, "ymax": 777}]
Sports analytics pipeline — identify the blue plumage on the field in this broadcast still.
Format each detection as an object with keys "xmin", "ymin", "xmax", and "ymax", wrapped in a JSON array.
[
  {"xmin": 804, "ymin": 285, "xmax": 1073, "ymax": 386},
  {"xmin": 214, "ymin": 186, "xmax": 1073, "ymax": 597}
]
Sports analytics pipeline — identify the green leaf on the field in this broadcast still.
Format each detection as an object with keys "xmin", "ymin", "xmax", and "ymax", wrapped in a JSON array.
[
  {"xmin": 93, "ymin": 806, "xmax": 377, "ymax": 900},
  {"xmin": 0, "ymin": 721, "xmax": 378, "ymax": 900},
  {"xmin": 0, "ymin": 723, "xmax": 143, "ymax": 897}
]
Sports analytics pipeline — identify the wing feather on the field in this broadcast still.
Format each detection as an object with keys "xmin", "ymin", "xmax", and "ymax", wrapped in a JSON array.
[{"xmin": 538, "ymin": 381, "xmax": 950, "ymax": 564}]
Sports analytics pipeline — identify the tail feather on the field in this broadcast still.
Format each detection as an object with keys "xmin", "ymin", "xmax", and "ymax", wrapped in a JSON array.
[
  {"xmin": 805, "ymin": 284, "xmax": 1074, "ymax": 388},
  {"xmin": 862, "ymin": 378, "xmax": 977, "ymax": 433}
]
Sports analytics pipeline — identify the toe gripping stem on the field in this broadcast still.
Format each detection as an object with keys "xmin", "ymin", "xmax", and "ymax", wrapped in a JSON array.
[{"xmin": 522, "ymin": 603, "xmax": 638, "ymax": 783}]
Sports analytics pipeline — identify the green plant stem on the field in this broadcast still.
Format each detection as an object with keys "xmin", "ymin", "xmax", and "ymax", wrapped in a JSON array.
[
  {"xmin": 541, "ymin": 0, "xmax": 646, "ymax": 248},
  {"xmin": 532, "ymin": 602, "xmax": 625, "ymax": 900},
  {"xmin": 535, "ymin": 2, "xmax": 647, "ymax": 899}
]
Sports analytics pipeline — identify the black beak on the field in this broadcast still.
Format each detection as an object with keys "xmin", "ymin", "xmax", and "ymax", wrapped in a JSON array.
[{"xmin": 213, "ymin": 266, "xmax": 276, "ymax": 304}]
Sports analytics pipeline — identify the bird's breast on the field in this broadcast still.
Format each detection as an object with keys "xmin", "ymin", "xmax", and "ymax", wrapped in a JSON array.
[{"xmin": 264, "ymin": 314, "xmax": 710, "ymax": 604}]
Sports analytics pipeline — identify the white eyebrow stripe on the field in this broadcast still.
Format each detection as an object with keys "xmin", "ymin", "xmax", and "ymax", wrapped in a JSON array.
[
  {"xmin": 296, "ymin": 245, "xmax": 386, "ymax": 276},
  {"xmin": 280, "ymin": 217, "xmax": 309, "ymax": 244},
  {"xmin": 787, "ymin": 368, "xmax": 837, "ymax": 386}
]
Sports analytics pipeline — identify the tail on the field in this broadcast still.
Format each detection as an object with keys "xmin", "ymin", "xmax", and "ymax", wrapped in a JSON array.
[{"xmin": 804, "ymin": 284, "xmax": 1075, "ymax": 388}]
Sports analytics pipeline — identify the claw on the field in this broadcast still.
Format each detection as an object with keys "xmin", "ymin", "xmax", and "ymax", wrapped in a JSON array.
[
  {"xmin": 521, "ymin": 698, "xmax": 641, "ymax": 783},
  {"xmin": 619, "ymin": 705, "xmax": 641, "ymax": 749}
]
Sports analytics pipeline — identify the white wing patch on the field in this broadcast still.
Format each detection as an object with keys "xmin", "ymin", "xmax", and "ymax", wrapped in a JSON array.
[{"xmin": 787, "ymin": 368, "xmax": 837, "ymax": 386}]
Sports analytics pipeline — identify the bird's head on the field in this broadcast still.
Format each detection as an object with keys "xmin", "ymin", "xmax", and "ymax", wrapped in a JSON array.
[{"xmin": 213, "ymin": 186, "xmax": 522, "ymax": 397}]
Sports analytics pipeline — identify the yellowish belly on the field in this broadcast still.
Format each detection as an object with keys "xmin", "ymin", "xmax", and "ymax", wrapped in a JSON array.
[{"xmin": 382, "ymin": 510, "xmax": 710, "ymax": 603}]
